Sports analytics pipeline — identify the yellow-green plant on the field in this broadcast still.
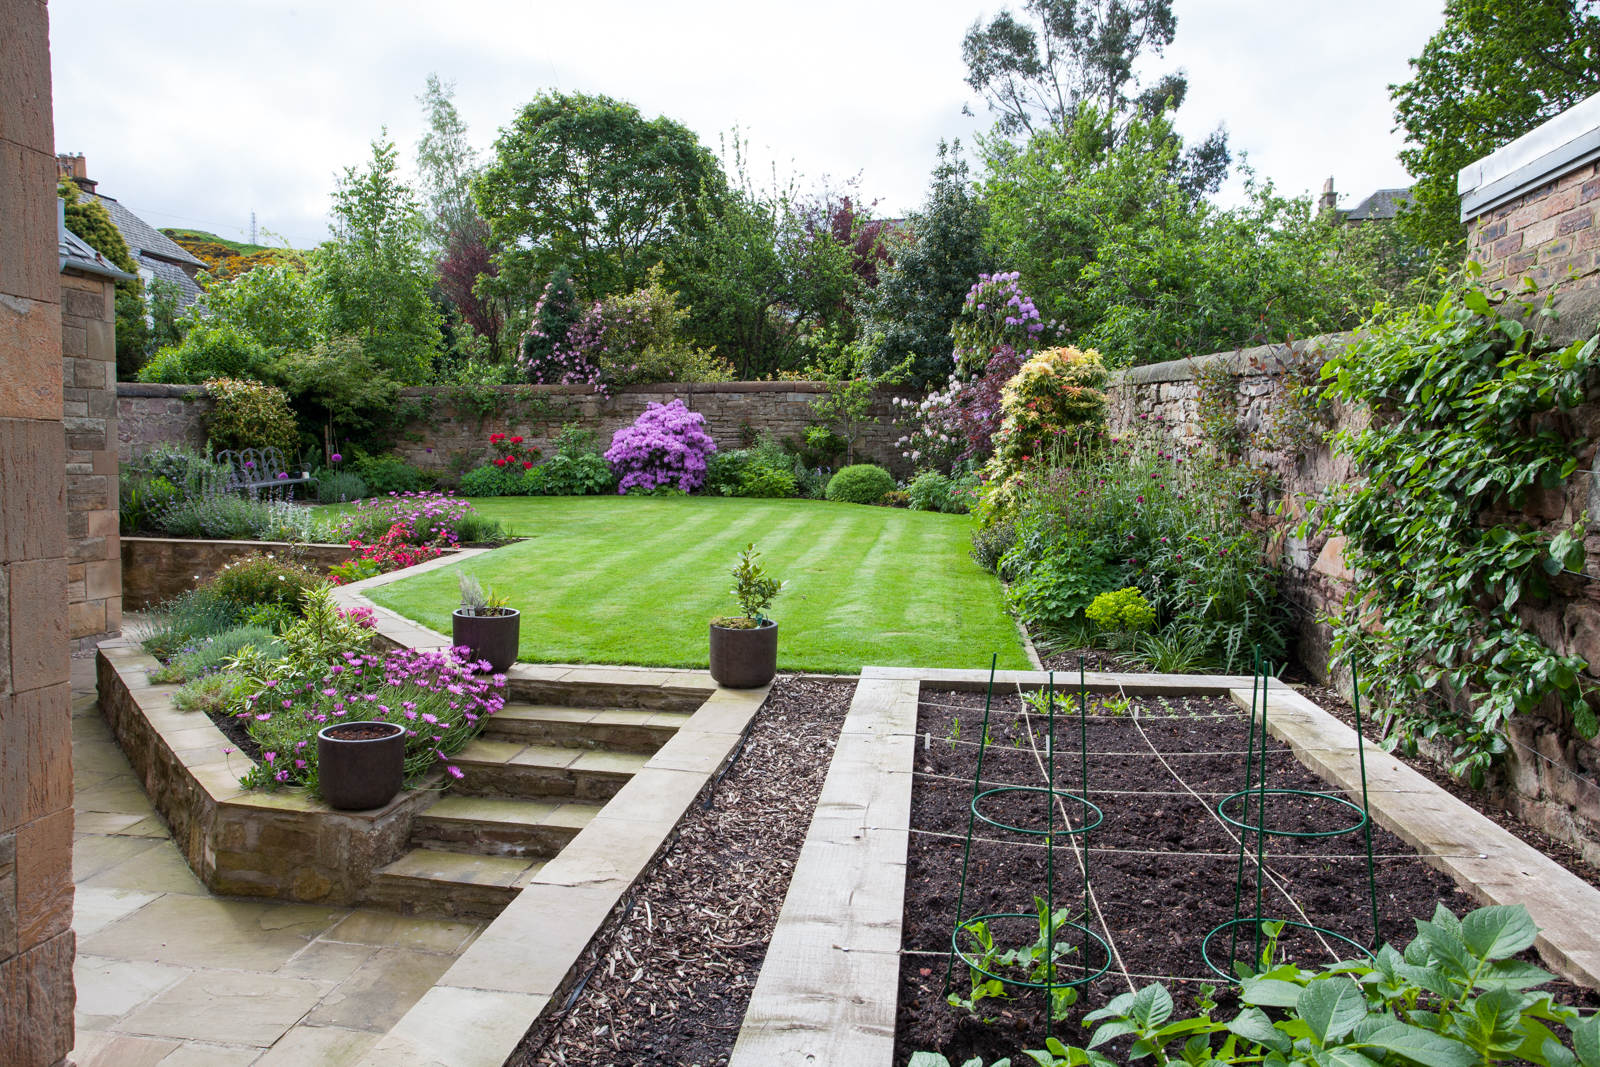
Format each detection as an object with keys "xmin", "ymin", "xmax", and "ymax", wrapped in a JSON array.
[
  {"xmin": 982, "ymin": 347, "xmax": 1109, "ymax": 514},
  {"xmin": 1085, "ymin": 586, "xmax": 1156, "ymax": 634}
]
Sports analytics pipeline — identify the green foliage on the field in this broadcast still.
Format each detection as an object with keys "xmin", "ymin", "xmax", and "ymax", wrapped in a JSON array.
[
  {"xmin": 315, "ymin": 471, "xmax": 368, "ymax": 504},
  {"xmin": 119, "ymin": 472, "xmax": 180, "ymax": 535},
  {"xmin": 352, "ymin": 455, "xmax": 434, "ymax": 495},
  {"xmin": 458, "ymin": 464, "xmax": 523, "ymax": 497},
  {"xmin": 204, "ymin": 378, "xmax": 300, "ymax": 457},
  {"xmin": 825, "ymin": 463, "xmax": 895, "ymax": 505},
  {"xmin": 1391, "ymin": 0, "xmax": 1600, "ymax": 253},
  {"xmin": 142, "ymin": 588, "xmax": 242, "ymax": 661},
  {"xmin": 997, "ymin": 432, "xmax": 1287, "ymax": 670},
  {"xmin": 314, "ymin": 134, "xmax": 441, "ymax": 384},
  {"xmin": 195, "ymin": 263, "xmax": 324, "ymax": 352},
  {"xmin": 476, "ymin": 90, "xmax": 723, "ymax": 301},
  {"xmin": 670, "ymin": 138, "xmax": 862, "ymax": 379},
  {"xmin": 149, "ymin": 625, "xmax": 283, "ymax": 685},
  {"xmin": 58, "ymin": 180, "xmax": 151, "ymax": 378},
  {"xmin": 453, "ymin": 511, "xmax": 506, "ymax": 544},
  {"xmin": 172, "ymin": 671, "xmax": 253, "ymax": 716},
  {"xmin": 703, "ymin": 434, "xmax": 799, "ymax": 498},
  {"xmin": 985, "ymin": 346, "xmax": 1111, "ymax": 498},
  {"xmin": 859, "ymin": 142, "xmax": 996, "ymax": 387},
  {"xmin": 569, "ymin": 265, "xmax": 735, "ymax": 385},
  {"xmin": 735, "ymin": 465, "xmax": 797, "ymax": 498},
  {"xmin": 1193, "ymin": 357, "xmax": 1244, "ymax": 457},
  {"xmin": 1310, "ymin": 276, "xmax": 1600, "ymax": 781},
  {"xmin": 207, "ymin": 553, "xmax": 326, "ymax": 615},
  {"xmin": 138, "ymin": 321, "xmax": 277, "ymax": 384},
  {"xmin": 1085, "ymin": 586, "xmax": 1156, "ymax": 633},
  {"xmin": 909, "ymin": 469, "xmax": 981, "ymax": 514},
  {"xmin": 982, "ymin": 109, "xmax": 1378, "ymax": 368},
  {"xmin": 523, "ymin": 453, "xmax": 615, "ymax": 496},
  {"xmin": 233, "ymin": 584, "xmax": 372, "ymax": 684},
  {"xmin": 949, "ymin": 898, "xmax": 1082, "ymax": 1025},
  {"xmin": 155, "ymin": 494, "xmax": 328, "ymax": 542},
  {"xmin": 1133, "ymin": 626, "xmax": 1212, "ymax": 673},
  {"xmin": 727, "ymin": 542, "xmax": 786, "ymax": 622},
  {"xmin": 326, "ymin": 557, "xmax": 384, "ymax": 585}
]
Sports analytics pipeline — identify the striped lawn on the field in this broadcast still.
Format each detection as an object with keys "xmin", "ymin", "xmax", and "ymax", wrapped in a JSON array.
[{"xmin": 362, "ymin": 496, "xmax": 1030, "ymax": 674}]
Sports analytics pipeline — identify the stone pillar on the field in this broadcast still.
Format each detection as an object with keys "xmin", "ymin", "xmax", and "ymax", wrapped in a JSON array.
[
  {"xmin": 0, "ymin": 0, "xmax": 78, "ymax": 1062},
  {"xmin": 61, "ymin": 270, "xmax": 120, "ymax": 649}
]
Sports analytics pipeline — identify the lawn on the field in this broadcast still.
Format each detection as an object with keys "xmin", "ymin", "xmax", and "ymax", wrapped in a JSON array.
[{"xmin": 360, "ymin": 496, "xmax": 1030, "ymax": 674}]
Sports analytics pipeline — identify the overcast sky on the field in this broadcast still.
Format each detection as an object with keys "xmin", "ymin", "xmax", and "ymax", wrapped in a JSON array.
[{"xmin": 49, "ymin": 0, "xmax": 1446, "ymax": 251}]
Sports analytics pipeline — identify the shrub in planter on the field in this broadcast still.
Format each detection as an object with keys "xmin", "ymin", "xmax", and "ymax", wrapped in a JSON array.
[
  {"xmin": 825, "ymin": 463, "xmax": 895, "ymax": 505},
  {"xmin": 604, "ymin": 399, "xmax": 716, "ymax": 493},
  {"xmin": 452, "ymin": 572, "xmax": 520, "ymax": 673},
  {"xmin": 709, "ymin": 543, "xmax": 786, "ymax": 688}
]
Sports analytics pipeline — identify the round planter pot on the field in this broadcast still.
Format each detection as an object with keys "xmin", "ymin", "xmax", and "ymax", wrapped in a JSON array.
[
  {"xmin": 708, "ymin": 620, "xmax": 778, "ymax": 688},
  {"xmin": 452, "ymin": 608, "xmax": 521, "ymax": 673},
  {"xmin": 316, "ymin": 720, "xmax": 405, "ymax": 811}
]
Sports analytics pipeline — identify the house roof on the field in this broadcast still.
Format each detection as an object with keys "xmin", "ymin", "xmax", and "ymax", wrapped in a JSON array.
[
  {"xmin": 1344, "ymin": 187, "xmax": 1411, "ymax": 222},
  {"xmin": 84, "ymin": 191, "xmax": 207, "ymax": 270},
  {"xmin": 142, "ymin": 255, "xmax": 204, "ymax": 307},
  {"xmin": 59, "ymin": 199, "xmax": 136, "ymax": 281}
]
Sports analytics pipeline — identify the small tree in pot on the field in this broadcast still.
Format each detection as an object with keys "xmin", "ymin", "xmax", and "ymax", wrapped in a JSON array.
[
  {"xmin": 709, "ymin": 543, "xmax": 787, "ymax": 688},
  {"xmin": 453, "ymin": 571, "xmax": 520, "ymax": 673}
]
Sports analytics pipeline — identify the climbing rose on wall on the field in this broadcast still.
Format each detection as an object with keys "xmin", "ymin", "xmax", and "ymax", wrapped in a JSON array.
[{"xmin": 603, "ymin": 399, "xmax": 717, "ymax": 494}]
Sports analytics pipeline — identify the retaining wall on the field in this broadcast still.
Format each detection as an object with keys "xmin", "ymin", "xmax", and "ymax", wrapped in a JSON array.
[
  {"xmin": 121, "ymin": 537, "xmax": 359, "ymax": 610},
  {"xmin": 116, "ymin": 382, "xmax": 211, "ymax": 462}
]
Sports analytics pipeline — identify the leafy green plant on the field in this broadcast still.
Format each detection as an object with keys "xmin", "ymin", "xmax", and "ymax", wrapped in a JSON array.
[
  {"xmin": 172, "ymin": 671, "xmax": 254, "ymax": 716},
  {"xmin": 1311, "ymin": 275, "xmax": 1600, "ymax": 781},
  {"xmin": 458, "ymin": 464, "xmax": 523, "ymax": 497},
  {"xmin": 825, "ymin": 463, "xmax": 896, "ymax": 505},
  {"xmin": 737, "ymin": 465, "xmax": 797, "ymax": 498},
  {"xmin": 203, "ymin": 377, "xmax": 300, "ymax": 457},
  {"xmin": 948, "ymin": 919, "xmax": 1011, "ymax": 1022},
  {"xmin": 119, "ymin": 473, "xmax": 180, "ymax": 535},
  {"xmin": 317, "ymin": 471, "xmax": 368, "ymax": 503},
  {"xmin": 1085, "ymin": 587, "xmax": 1157, "ymax": 635},
  {"xmin": 141, "ymin": 588, "xmax": 240, "ymax": 661},
  {"xmin": 353, "ymin": 455, "xmax": 434, "ymax": 494},
  {"xmin": 148, "ymin": 625, "xmax": 283, "ymax": 685},
  {"xmin": 207, "ymin": 553, "xmax": 325, "ymax": 615},
  {"xmin": 949, "ymin": 897, "xmax": 1083, "ymax": 1026},
  {"xmin": 1134, "ymin": 626, "xmax": 1211, "ymax": 674},
  {"xmin": 453, "ymin": 512, "xmax": 507, "ymax": 543},
  {"xmin": 327, "ymin": 557, "xmax": 383, "ymax": 585},
  {"xmin": 723, "ymin": 542, "xmax": 785, "ymax": 623}
]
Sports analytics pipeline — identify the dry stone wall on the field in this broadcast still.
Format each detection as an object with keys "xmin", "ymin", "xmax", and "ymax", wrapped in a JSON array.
[
  {"xmin": 115, "ymin": 382, "xmax": 211, "ymax": 462},
  {"xmin": 1107, "ymin": 330, "xmax": 1600, "ymax": 868}
]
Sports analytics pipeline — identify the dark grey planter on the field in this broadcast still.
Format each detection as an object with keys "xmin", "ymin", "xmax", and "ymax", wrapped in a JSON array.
[
  {"xmin": 452, "ymin": 608, "xmax": 520, "ymax": 673},
  {"xmin": 316, "ymin": 720, "xmax": 405, "ymax": 811},
  {"xmin": 708, "ymin": 620, "xmax": 778, "ymax": 688}
]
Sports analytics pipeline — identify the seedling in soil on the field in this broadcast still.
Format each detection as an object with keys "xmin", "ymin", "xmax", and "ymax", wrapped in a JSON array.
[
  {"xmin": 949, "ymin": 717, "xmax": 961, "ymax": 750},
  {"xmin": 951, "ymin": 898, "xmax": 1084, "ymax": 1025},
  {"xmin": 948, "ymin": 919, "xmax": 1009, "ymax": 1022},
  {"xmin": 1022, "ymin": 689, "xmax": 1059, "ymax": 716},
  {"xmin": 1100, "ymin": 696, "xmax": 1133, "ymax": 716}
]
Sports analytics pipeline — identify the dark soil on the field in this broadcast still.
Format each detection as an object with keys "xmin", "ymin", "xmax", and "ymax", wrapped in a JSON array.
[
  {"xmin": 511, "ymin": 676, "xmax": 854, "ymax": 1067},
  {"xmin": 322, "ymin": 723, "xmax": 401, "ymax": 741},
  {"xmin": 897, "ymin": 688, "xmax": 1598, "ymax": 1067},
  {"xmin": 206, "ymin": 705, "xmax": 262, "ymax": 762}
]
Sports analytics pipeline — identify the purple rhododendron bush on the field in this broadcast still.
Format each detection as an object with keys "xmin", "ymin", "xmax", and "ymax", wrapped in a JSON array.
[{"xmin": 604, "ymin": 398, "xmax": 718, "ymax": 493}]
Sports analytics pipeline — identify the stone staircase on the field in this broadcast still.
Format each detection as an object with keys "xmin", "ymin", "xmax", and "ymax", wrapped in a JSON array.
[{"xmin": 364, "ymin": 704, "xmax": 693, "ymax": 918}]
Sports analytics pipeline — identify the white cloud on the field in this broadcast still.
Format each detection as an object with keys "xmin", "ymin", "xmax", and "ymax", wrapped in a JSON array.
[{"xmin": 48, "ymin": 0, "xmax": 1444, "ymax": 249}]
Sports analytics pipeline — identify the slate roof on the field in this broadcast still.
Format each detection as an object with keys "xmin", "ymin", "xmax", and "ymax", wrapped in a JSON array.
[
  {"xmin": 58, "ymin": 199, "xmax": 136, "ymax": 281},
  {"xmin": 142, "ymin": 255, "xmax": 204, "ymax": 307},
  {"xmin": 1344, "ymin": 187, "xmax": 1411, "ymax": 222},
  {"xmin": 84, "ymin": 191, "xmax": 207, "ymax": 270}
]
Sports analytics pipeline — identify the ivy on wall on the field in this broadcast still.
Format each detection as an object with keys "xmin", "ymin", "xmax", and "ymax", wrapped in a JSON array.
[{"xmin": 1312, "ymin": 271, "xmax": 1600, "ymax": 784}]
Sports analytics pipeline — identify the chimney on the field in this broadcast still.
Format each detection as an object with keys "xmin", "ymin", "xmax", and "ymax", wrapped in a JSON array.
[
  {"xmin": 56, "ymin": 153, "xmax": 96, "ymax": 194},
  {"xmin": 1319, "ymin": 176, "xmax": 1336, "ymax": 214}
]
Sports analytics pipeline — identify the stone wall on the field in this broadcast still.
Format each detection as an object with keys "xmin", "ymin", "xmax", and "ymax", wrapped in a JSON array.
[
  {"xmin": 1465, "ymin": 159, "xmax": 1600, "ymax": 294},
  {"xmin": 114, "ymin": 381, "xmax": 918, "ymax": 478},
  {"xmin": 121, "ymin": 538, "xmax": 361, "ymax": 611},
  {"xmin": 115, "ymin": 382, "xmax": 211, "ymax": 462},
  {"xmin": 61, "ymin": 269, "xmax": 120, "ymax": 650},
  {"xmin": 0, "ymin": 1, "xmax": 78, "ymax": 1061},
  {"xmin": 1106, "ymin": 330, "xmax": 1600, "ymax": 868}
]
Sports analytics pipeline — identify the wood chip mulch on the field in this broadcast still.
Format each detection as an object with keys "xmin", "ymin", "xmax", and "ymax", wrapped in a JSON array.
[{"xmin": 510, "ymin": 675, "xmax": 855, "ymax": 1067}]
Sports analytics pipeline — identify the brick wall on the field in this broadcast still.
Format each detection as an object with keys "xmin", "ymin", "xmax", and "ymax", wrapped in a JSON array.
[
  {"xmin": 0, "ymin": 0, "xmax": 78, "ymax": 1061},
  {"xmin": 1466, "ymin": 160, "xmax": 1600, "ymax": 294},
  {"xmin": 61, "ymin": 270, "xmax": 120, "ymax": 650}
]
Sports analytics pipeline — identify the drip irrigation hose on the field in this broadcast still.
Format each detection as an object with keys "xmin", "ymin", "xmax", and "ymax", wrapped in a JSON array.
[{"xmin": 701, "ymin": 702, "xmax": 764, "ymax": 812}]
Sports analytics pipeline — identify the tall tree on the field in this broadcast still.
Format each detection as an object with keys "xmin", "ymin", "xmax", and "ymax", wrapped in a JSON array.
[
  {"xmin": 474, "ymin": 91, "xmax": 724, "ymax": 301},
  {"xmin": 314, "ymin": 134, "xmax": 441, "ymax": 383},
  {"xmin": 962, "ymin": 0, "xmax": 1227, "ymax": 193},
  {"xmin": 415, "ymin": 73, "xmax": 482, "ymax": 248},
  {"xmin": 858, "ymin": 142, "xmax": 995, "ymax": 386},
  {"xmin": 1392, "ymin": 0, "xmax": 1600, "ymax": 253}
]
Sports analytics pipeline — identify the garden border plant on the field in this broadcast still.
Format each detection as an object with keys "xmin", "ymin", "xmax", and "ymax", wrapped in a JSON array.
[{"xmin": 1308, "ymin": 270, "xmax": 1600, "ymax": 784}]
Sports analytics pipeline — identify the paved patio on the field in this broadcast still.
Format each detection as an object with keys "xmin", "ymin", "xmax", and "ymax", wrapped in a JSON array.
[{"xmin": 66, "ymin": 658, "xmax": 488, "ymax": 1066}]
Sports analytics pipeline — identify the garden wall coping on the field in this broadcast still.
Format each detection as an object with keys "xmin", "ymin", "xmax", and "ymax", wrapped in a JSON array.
[{"xmin": 1231, "ymin": 686, "xmax": 1600, "ymax": 991}]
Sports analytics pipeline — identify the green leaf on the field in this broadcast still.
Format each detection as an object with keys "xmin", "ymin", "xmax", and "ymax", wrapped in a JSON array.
[
  {"xmin": 1575, "ymin": 1013, "xmax": 1600, "ymax": 1067},
  {"xmin": 1297, "ymin": 978, "xmax": 1370, "ymax": 1044},
  {"xmin": 1240, "ymin": 977, "xmax": 1306, "ymax": 1008},
  {"xmin": 1323, "ymin": 1049, "xmax": 1387, "ymax": 1067},
  {"xmin": 1087, "ymin": 1021, "xmax": 1139, "ymax": 1050},
  {"xmin": 1477, "ymin": 958, "xmax": 1554, "ymax": 991},
  {"xmin": 909, "ymin": 1055, "xmax": 953, "ymax": 1067},
  {"xmin": 1359, "ymin": 1023, "xmax": 1478, "ymax": 1067},
  {"xmin": 1460, "ymin": 904, "xmax": 1539, "ymax": 960},
  {"xmin": 1127, "ymin": 984, "xmax": 1174, "ymax": 1030},
  {"xmin": 1227, "ymin": 1007, "xmax": 1287, "ymax": 1050}
]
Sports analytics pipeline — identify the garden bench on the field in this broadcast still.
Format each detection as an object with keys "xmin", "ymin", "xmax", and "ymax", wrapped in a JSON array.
[{"xmin": 215, "ymin": 447, "xmax": 314, "ymax": 494}]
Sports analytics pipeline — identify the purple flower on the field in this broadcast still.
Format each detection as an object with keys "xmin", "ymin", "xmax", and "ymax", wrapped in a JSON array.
[{"xmin": 331, "ymin": 453, "xmax": 343, "ymax": 463}]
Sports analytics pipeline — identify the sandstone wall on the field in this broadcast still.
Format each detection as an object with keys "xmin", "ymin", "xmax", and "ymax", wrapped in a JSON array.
[
  {"xmin": 115, "ymin": 381, "xmax": 919, "ymax": 479},
  {"xmin": 1468, "ymin": 157, "xmax": 1600, "ymax": 295},
  {"xmin": 1106, "ymin": 332, "xmax": 1600, "ymax": 868},
  {"xmin": 61, "ymin": 270, "xmax": 120, "ymax": 650},
  {"xmin": 120, "ymin": 538, "xmax": 361, "ymax": 611},
  {"xmin": 0, "ymin": 1, "xmax": 77, "ymax": 1060}
]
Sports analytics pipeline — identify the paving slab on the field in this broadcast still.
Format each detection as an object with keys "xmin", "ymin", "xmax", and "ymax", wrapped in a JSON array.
[
  {"xmin": 252, "ymin": 1025, "xmax": 381, "ymax": 1066},
  {"xmin": 78, "ymin": 894, "xmax": 344, "ymax": 971},
  {"xmin": 118, "ymin": 970, "xmax": 333, "ymax": 1046},
  {"xmin": 73, "ymin": 956, "xmax": 191, "ymax": 1029},
  {"xmin": 321, "ymin": 911, "xmax": 483, "ymax": 954},
  {"xmin": 67, "ymin": 1031, "xmax": 184, "ymax": 1067},
  {"xmin": 355, "ymin": 986, "xmax": 550, "ymax": 1067},
  {"xmin": 306, "ymin": 947, "xmax": 458, "ymax": 1032}
]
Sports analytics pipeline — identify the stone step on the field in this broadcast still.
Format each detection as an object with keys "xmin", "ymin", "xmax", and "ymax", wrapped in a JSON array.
[
  {"xmin": 451, "ymin": 739, "xmax": 651, "ymax": 801},
  {"xmin": 484, "ymin": 704, "xmax": 692, "ymax": 753},
  {"xmin": 410, "ymin": 795, "xmax": 602, "ymax": 858},
  {"xmin": 364, "ymin": 848, "xmax": 545, "ymax": 920}
]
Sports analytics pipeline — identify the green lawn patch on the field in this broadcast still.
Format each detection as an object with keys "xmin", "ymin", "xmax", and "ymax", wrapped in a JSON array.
[{"xmin": 362, "ymin": 496, "xmax": 1029, "ymax": 674}]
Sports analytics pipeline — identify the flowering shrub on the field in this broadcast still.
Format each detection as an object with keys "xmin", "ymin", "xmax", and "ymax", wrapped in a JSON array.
[
  {"xmin": 982, "ymin": 346, "xmax": 1111, "ymax": 508},
  {"xmin": 487, "ymin": 433, "xmax": 542, "ymax": 472},
  {"xmin": 604, "ymin": 399, "xmax": 717, "ymax": 493},
  {"xmin": 340, "ymin": 522, "xmax": 446, "ymax": 577},
  {"xmin": 336, "ymin": 492, "xmax": 470, "ymax": 547},
  {"xmin": 236, "ymin": 645, "xmax": 506, "ymax": 794},
  {"xmin": 208, "ymin": 553, "xmax": 324, "ymax": 614}
]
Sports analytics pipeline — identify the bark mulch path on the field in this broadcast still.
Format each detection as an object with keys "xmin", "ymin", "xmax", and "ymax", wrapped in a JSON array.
[
  {"xmin": 511, "ymin": 676, "xmax": 854, "ymax": 1067},
  {"xmin": 897, "ymin": 687, "xmax": 1598, "ymax": 1067}
]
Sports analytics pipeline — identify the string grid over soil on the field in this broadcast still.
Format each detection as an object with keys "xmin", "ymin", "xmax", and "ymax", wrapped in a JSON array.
[
  {"xmin": 512, "ymin": 676, "xmax": 853, "ymax": 1067},
  {"xmin": 899, "ymin": 686, "xmax": 1512, "ymax": 1066}
]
